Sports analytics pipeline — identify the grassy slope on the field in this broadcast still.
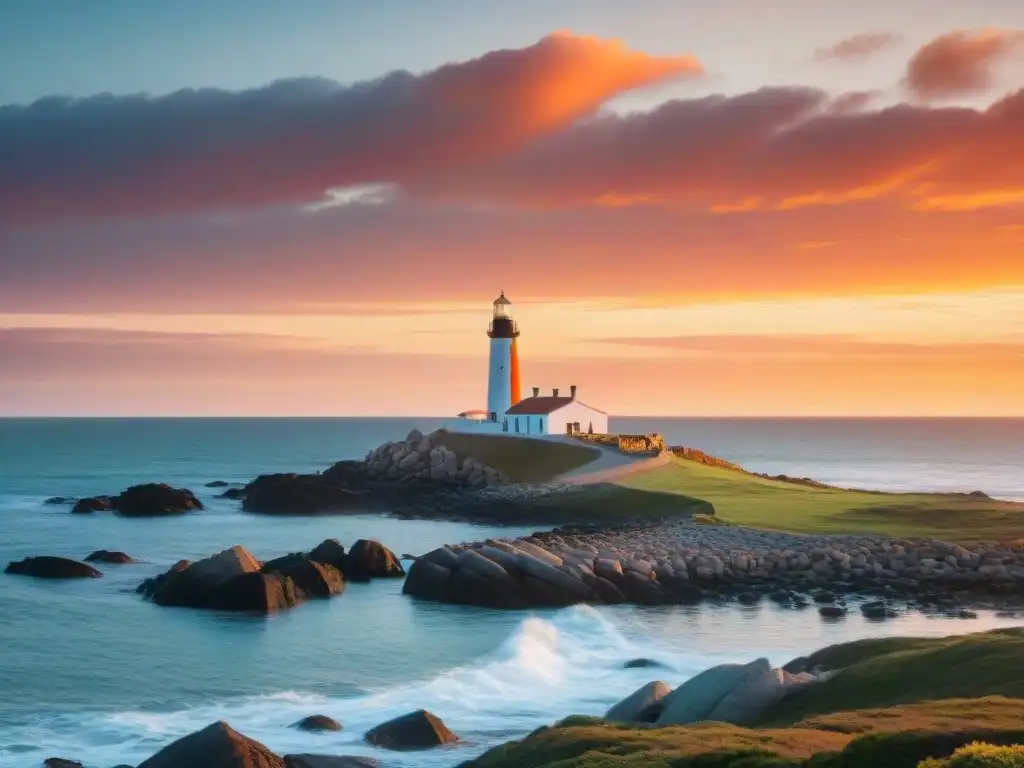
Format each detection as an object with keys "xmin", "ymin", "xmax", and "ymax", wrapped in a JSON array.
[
  {"xmin": 466, "ymin": 630, "xmax": 1024, "ymax": 768},
  {"xmin": 432, "ymin": 431, "xmax": 602, "ymax": 483},
  {"xmin": 615, "ymin": 457, "xmax": 1024, "ymax": 541},
  {"xmin": 765, "ymin": 628, "xmax": 1024, "ymax": 725},
  {"xmin": 465, "ymin": 700, "xmax": 1024, "ymax": 768}
]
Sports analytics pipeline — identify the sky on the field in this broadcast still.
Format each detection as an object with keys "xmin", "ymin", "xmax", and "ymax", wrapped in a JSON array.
[{"xmin": 1, "ymin": 0, "xmax": 1023, "ymax": 416}]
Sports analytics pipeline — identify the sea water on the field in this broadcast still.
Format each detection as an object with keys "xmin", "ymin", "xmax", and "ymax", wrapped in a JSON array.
[{"xmin": 1, "ymin": 417, "xmax": 1022, "ymax": 767}]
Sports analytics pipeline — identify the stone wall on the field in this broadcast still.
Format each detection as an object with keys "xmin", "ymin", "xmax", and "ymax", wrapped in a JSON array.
[
  {"xmin": 670, "ymin": 446, "xmax": 744, "ymax": 471},
  {"xmin": 363, "ymin": 429, "xmax": 509, "ymax": 488},
  {"xmin": 574, "ymin": 433, "xmax": 666, "ymax": 455}
]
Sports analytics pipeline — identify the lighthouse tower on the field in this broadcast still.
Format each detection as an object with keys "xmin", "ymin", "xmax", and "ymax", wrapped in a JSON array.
[{"xmin": 486, "ymin": 291, "xmax": 521, "ymax": 421}]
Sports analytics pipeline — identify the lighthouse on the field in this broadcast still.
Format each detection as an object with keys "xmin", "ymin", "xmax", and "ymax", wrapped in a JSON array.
[{"xmin": 486, "ymin": 291, "xmax": 521, "ymax": 421}]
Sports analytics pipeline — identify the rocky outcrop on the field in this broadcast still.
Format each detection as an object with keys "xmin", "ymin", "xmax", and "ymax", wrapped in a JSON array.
[
  {"xmin": 138, "ymin": 545, "xmax": 308, "ymax": 612},
  {"xmin": 293, "ymin": 714, "xmax": 342, "ymax": 732},
  {"xmin": 72, "ymin": 496, "xmax": 113, "ymax": 514},
  {"xmin": 85, "ymin": 550, "xmax": 136, "ymax": 564},
  {"xmin": 117, "ymin": 483, "xmax": 203, "ymax": 516},
  {"xmin": 407, "ymin": 524, "xmax": 1024, "ymax": 610},
  {"xmin": 345, "ymin": 539, "xmax": 405, "ymax": 580},
  {"xmin": 605, "ymin": 681, "xmax": 671, "ymax": 723},
  {"xmin": 139, "ymin": 539, "xmax": 401, "ymax": 612},
  {"xmin": 6, "ymin": 556, "xmax": 102, "ymax": 579},
  {"xmin": 364, "ymin": 709, "xmax": 458, "ymax": 750},
  {"xmin": 43, "ymin": 758, "xmax": 82, "ymax": 767},
  {"xmin": 137, "ymin": 720, "xmax": 284, "ymax": 768},
  {"xmin": 68, "ymin": 485, "xmax": 202, "ymax": 516},
  {"xmin": 235, "ymin": 430, "xmax": 510, "ymax": 516},
  {"xmin": 362, "ymin": 429, "xmax": 509, "ymax": 488},
  {"xmin": 242, "ymin": 473, "xmax": 364, "ymax": 515}
]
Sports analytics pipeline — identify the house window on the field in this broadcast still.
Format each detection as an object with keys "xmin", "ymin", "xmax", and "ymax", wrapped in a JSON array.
[
  {"xmin": 514, "ymin": 417, "xmax": 520, "ymax": 433},
  {"xmin": 539, "ymin": 418, "xmax": 544, "ymax": 432},
  {"xmin": 490, "ymin": 411, "xmax": 497, "ymax": 422},
  {"xmin": 502, "ymin": 417, "xmax": 509, "ymax": 432}
]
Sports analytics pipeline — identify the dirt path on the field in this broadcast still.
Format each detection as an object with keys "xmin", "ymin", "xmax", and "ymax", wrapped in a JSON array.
[{"xmin": 554, "ymin": 449, "xmax": 671, "ymax": 485}]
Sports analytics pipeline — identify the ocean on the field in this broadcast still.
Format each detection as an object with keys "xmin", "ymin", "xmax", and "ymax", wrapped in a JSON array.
[{"xmin": 1, "ymin": 417, "xmax": 1022, "ymax": 767}]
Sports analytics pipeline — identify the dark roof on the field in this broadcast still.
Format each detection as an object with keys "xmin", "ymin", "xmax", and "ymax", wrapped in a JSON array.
[
  {"xmin": 506, "ymin": 396, "xmax": 607, "ymax": 417},
  {"xmin": 494, "ymin": 291, "xmax": 511, "ymax": 306},
  {"xmin": 505, "ymin": 396, "xmax": 573, "ymax": 415}
]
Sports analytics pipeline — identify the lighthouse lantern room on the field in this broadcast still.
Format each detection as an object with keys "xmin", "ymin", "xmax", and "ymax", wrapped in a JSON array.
[{"xmin": 486, "ymin": 291, "xmax": 521, "ymax": 421}]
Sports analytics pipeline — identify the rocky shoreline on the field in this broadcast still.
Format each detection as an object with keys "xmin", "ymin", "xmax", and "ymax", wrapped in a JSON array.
[{"xmin": 405, "ymin": 519, "xmax": 1024, "ymax": 614}]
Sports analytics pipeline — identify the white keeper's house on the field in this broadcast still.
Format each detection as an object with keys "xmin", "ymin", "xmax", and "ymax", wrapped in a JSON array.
[{"xmin": 450, "ymin": 292, "xmax": 609, "ymax": 437}]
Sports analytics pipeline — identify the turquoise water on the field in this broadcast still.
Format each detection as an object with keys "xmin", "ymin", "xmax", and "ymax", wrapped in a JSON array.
[{"xmin": 1, "ymin": 418, "xmax": 1022, "ymax": 767}]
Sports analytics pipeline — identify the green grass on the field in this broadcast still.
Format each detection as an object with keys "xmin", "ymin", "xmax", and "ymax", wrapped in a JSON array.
[
  {"xmin": 432, "ymin": 430, "xmax": 602, "ymax": 483},
  {"xmin": 465, "ymin": 629, "xmax": 1024, "ymax": 768},
  {"xmin": 763, "ymin": 628, "xmax": 1024, "ymax": 725},
  {"xmin": 464, "ymin": 699, "xmax": 1024, "ymax": 768},
  {"xmin": 612, "ymin": 457, "xmax": 1024, "ymax": 541}
]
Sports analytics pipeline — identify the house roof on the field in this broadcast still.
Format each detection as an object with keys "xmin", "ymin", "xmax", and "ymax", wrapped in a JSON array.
[{"xmin": 506, "ymin": 396, "xmax": 606, "ymax": 416}]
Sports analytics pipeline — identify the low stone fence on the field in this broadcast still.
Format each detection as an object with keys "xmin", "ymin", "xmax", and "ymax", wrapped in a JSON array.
[
  {"xmin": 670, "ymin": 446, "xmax": 744, "ymax": 471},
  {"xmin": 574, "ymin": 433, "xmax": 666, "ymax": 455}
]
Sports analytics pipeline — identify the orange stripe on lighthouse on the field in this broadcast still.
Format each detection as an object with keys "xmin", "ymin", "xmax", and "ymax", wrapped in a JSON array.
[{"xmin": 509, "ymin": 338, "xmax": 521, "ymax": 405}]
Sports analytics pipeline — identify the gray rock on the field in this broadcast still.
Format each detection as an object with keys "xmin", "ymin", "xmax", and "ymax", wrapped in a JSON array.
[
  {"xmin": 656, "ymin": 662, "xmax": 753, "ymax": 726},
  {"xmin": 705, "ymin": 658, "xmax": 783, "ymax": 725},
  {"xmin": 604, "ymin": 680, "xmax": 671, "ymax": 723}
]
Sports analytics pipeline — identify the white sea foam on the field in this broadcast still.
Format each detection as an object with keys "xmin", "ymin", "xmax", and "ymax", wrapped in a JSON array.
[{"xmin": 3, "ymin": 607, "xmax": 689, "ymax": 767}]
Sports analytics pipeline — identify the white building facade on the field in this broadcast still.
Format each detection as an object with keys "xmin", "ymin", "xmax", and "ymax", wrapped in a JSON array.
[{"xmin": 505, "ymin": 385, "xmax": 608, "ymax": 436}]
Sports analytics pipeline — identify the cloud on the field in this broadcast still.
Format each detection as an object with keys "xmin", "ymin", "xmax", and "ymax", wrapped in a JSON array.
[
  {"xmin": 407, "ymin": 85, "xmax": 1024, "ymax": 214},
  {"xmin": 589, "ymin": 334, "xmax": 1024, "ymax": 359},
  {"xmin": 906, "ymin": 28, "xmax": 1024, "ymax": 100},
  {"xmin": 813, "ymin": 32, "xmax": 903, "ymax": 62},
  {"xmin": 0, "ymin": 33, "xmax": 700, "ymax": 225}
]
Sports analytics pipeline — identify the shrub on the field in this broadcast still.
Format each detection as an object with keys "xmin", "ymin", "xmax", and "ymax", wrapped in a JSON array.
[{"xmin": 918, "ymin": 742, "xmax": 1024, "ymax": 768}]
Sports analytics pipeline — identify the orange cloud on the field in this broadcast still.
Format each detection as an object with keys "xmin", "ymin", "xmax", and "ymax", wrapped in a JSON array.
[
  {"xmin": 906, "ymin": 28, "xmax": 1024, "ymax": 100},
  {"xmin": 0, "ymin": 33, "xmax": 700, "ymax": 225},
  {"xmin": 409, "ymin": 87, "xmax": 1024, "ymax": 217}
]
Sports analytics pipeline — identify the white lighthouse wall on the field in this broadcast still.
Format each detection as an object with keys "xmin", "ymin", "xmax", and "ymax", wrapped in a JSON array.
[
  {"xmin": 508, "ymin": 401, "xmax": 608, "ymax": 436},
  {"xmin": 486, "ymin": 337, "xmax": 513, "ymax": 420},
  {"xmin": 549, "ymin": 401, "xmax": 608, "ymax": 435}
]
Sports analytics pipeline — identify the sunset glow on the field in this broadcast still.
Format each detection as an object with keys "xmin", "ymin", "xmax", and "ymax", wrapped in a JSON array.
[{"xmin": 1, "ymin": 1, "xmax": 1022, "ymax": 416}]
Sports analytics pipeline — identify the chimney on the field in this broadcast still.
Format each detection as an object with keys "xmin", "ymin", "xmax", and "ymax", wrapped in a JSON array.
[
  {"xmin": 570, "ymin": 385, "xmax": 577, "ymax": 399},
  {"xmin": 532, "ymin": 386, "xmax": 540, "ymax": 398},
  {"xmin": 553, "ymin": 388, "xmax": 560, "ymax": 397}
]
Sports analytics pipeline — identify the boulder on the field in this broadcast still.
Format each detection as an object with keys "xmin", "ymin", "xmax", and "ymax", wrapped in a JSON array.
[
  {"xmin": 345, "ymin": 539, "xmax": 404, "ymax": 580},
  {"xmin": 115, "ymin": 484, "xmax": 203, "ymax": 517},
  {"xmin": 448, "ymin": 561, "xmax": 526, "ymax": 609},
  {"xmin": 402, "ymin": 559, "xmax": 454, "ymax": 602},
  {"xmin": 624, "ymin": 658, "xmax": 668, "ymax": 670},
  {"xmin": 656, "ymin": 661, "xmax": 756, "ymax": 726},
  {"xmin": 44, "ymin": 759, "xmax": 82, "ymax": 768},
  {"xmin": 71, "ymin": 496, "xmax": 112, "ymax": 514},
  {"xmin": 364, "ymin": 709, "xmax": 458, "ymax": 750},
  {"xmin": 860, "ymin": 600, "xmax": 897, "ymax": 620},
  {"xmin": 285, "ymin": 757, "xmax": 380, "ymax": 768},
  {"xmin": 212, "ymin": 571, "xmax": 306, "ymax": 612},
  {"xmin": 242, "ymin": 473, "xmax": 362, "ymax": 515},
  {"xmin": 705, "ymin": 658, "xmax": 784, "ymax": 725},
  {"xmin": 205, "ymin": 480, "xmax": 230, "ymax": 487},
  {"xmin": 818, "ymin": 605, "xmax": 848, "ymax": 619},
  {"xmin": 293, "ymin": 714, "xmax": 342, "ymax": 732},
  {"xmin": 43, "ymin": 496, "xmax": 71, "ymax": 505},
  {"xmin": 309, "ymin": 539, "xmax": 347, "ymax": 571},
  {"xmin": 137, "ymin": 720, "xmax": 284, "ymax": 768},
  {"xmin": 604, "ymin": 680, "xmax": 671, "ymax": 723},
  {"xmin": 85, "ymin": 550, "xmax": 136, "ymax": 564},
  {"xmin": 263, "ymin": 556, "xmax": 344, "ymax": 598},
  {"xmin": 146, "ymin": 546, "xmax": 262, "ymax": 608},
  {"xmin": 6, "ymin": 556, "xmax": 102, "ymax": 579}
]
